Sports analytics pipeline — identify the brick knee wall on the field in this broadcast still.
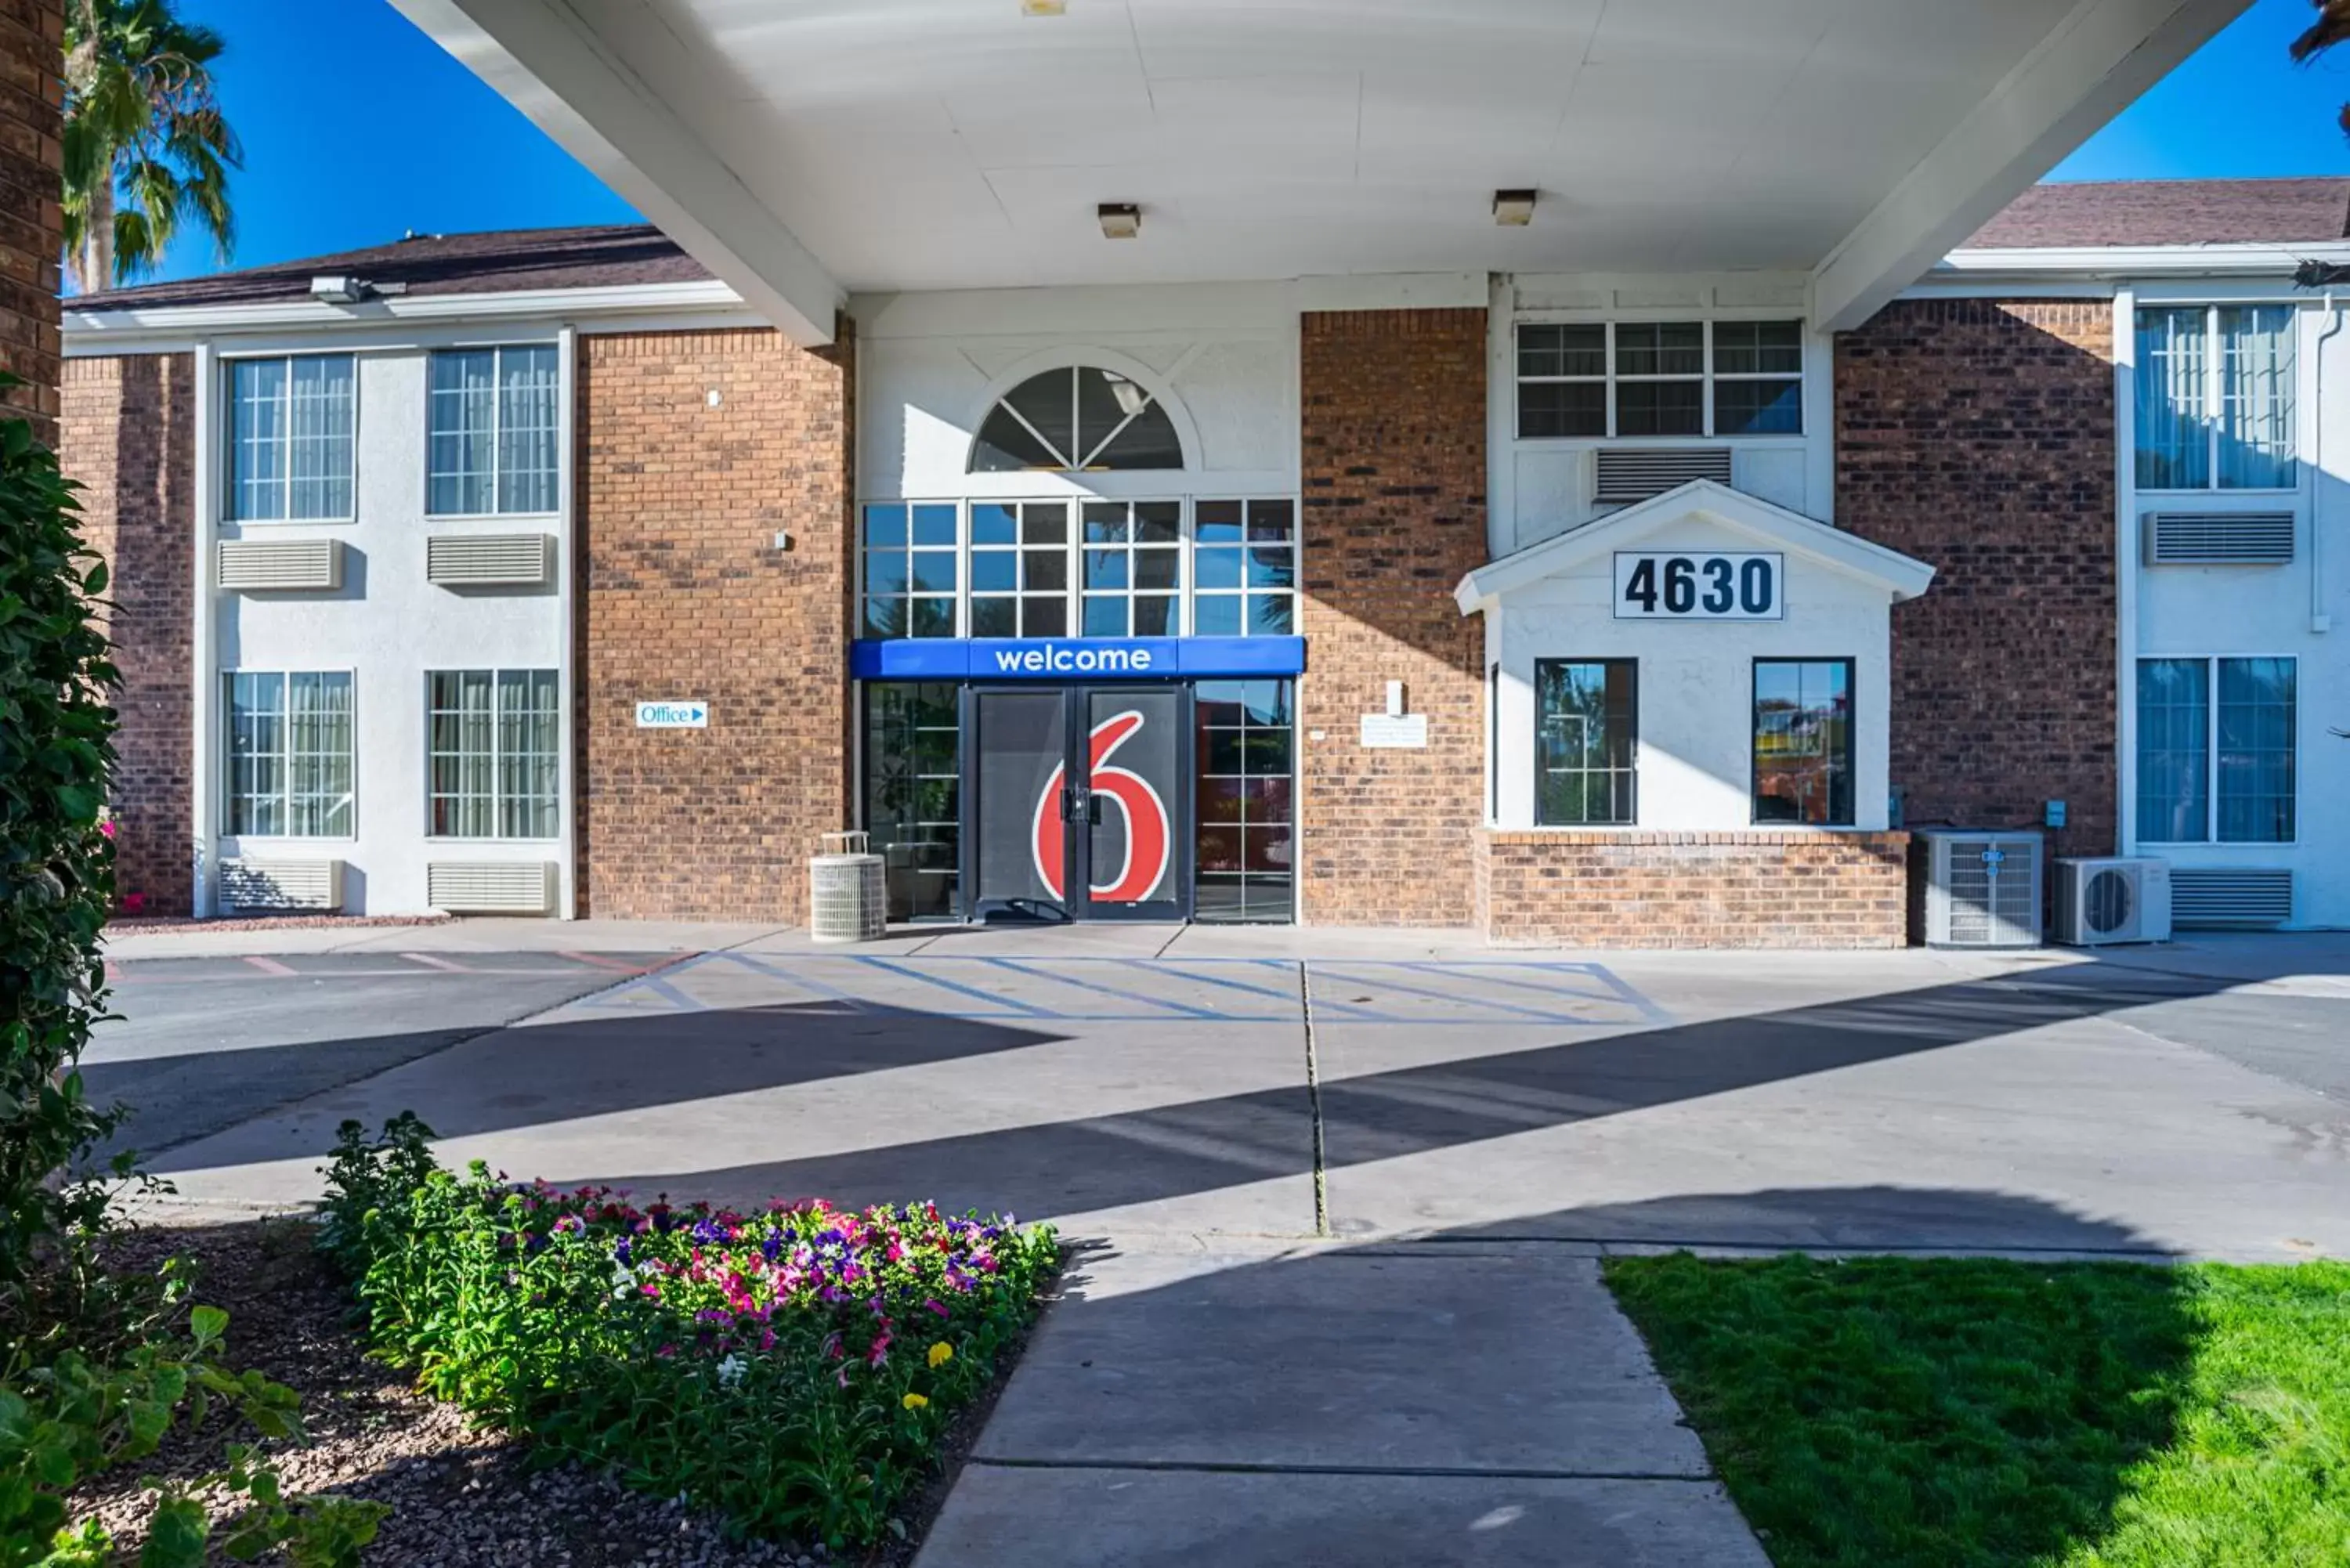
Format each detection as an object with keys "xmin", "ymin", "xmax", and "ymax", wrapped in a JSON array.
[
  {"xmin": 575, "ymin": 323, "xmax": 854, "ymax": 920},
  {"xmin": 1835, "ymin": 300, "xmax": 2117, "ymax": 860},
  {"xmin": 1297, "ymin": 308, "xmax": 1488, "ymax": 927},
  {"xmin": 0, "ymin": 0, "xmax": 60, "ymax": 438},
  {"xmin": 60, "ymin": 353, "xmax": 196, "ymax": 916},
  {"xmin": 1479, "ymin": 831, "xmax": 1911, "ymax": 948}
]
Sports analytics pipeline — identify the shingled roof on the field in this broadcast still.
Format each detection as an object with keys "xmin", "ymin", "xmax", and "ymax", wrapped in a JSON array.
[
  {"xmin": 68, "ymin": 224, "xmax": 712, "ymax": 311},
  {"xmin": 1963, "ymin": 177, "xmax": 2350, "ymax": 250}
]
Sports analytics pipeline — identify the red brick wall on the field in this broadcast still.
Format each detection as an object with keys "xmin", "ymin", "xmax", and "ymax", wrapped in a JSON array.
[
  {"xmin": 60, "ymin": 353, "xmax": 196, "ymax": 915},
  {"xmin": 1835, "ymin": 299, "xmax": 2117, "ymax": 861},
  {"xmin": 1478, "ymin": 831, "xmax": 1911, "ymax": 948},
  {"xmin": 0, "ymin": 0, "xmax": 59, "ymax": 435},
  {"xmin": 1297, "ymin": 308, "xmax": 1488, "ymax": 926},
  {"xmin": 575, "ymin": 323, "xmax": 855, "ymax": 919}
]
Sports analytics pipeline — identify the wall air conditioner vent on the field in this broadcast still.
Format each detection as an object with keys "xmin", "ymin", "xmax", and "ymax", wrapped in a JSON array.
[
  {"xmin": 2142, "ymin": 511, "xmax": 2294, "ymax": 566},
  {"xmin": 427, "ymin": 533, "xmax": 553, "ymax": 587},
  {"xmin": 218, "ymin": 858, "xmax": 344, "ymax": 912},
  {"xmin": 1912, "ymin": 829, "xmax": 2044, "ymax": 948},
  {"xmin": 426, "ymin": 861, "xmax": 555, "ymax": 916},
  {"xmin": 1593, "ymin": 446, "xmax": 1734, "ymax": 504},
  {"xmin": 2169, "ymin": 868, "xmax": 2292, "ymax": 929},
  {"xmin": 217, "ymin": 538, "xmax": 342, "ymax": 592}
]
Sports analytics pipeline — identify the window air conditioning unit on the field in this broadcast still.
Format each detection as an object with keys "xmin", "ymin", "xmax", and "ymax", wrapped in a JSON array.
[
  {"xmin": 2055, "ymin": 858, "xmax": 2171, "ymax": 945},
  {"xmin": 217, "ymin": 538, "xmax": 343, "ymax": 592},
  {"xmin": 426, "ymin": 533, "xmax": 554, "ymax": 587},
  {"xmin": 2141, "ymin": 511, "xmax": 2294, "ymax": 566},
  {"xmin": 1593, "ymin": 446, "xmax": 1733, "ymax": 504},
  {"xmin": 2170, "ymin": 868, "xmax": 2293, "ymax": 930},
  {"xmin": 218, "ymin": 858, "xmax": 345, "ymax": 912},
  {"xmin": 1912, "ymin": 829, "xmax": 2044, "ymax": 948},
  {"xmin": 426, "ymin": 861, "xmax": 555, "ymax": 915}
]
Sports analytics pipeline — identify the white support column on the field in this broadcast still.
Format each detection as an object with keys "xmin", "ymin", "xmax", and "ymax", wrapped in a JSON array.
[
  {"xmin": 555, "ymin": 322, "xmax": 580, "ymax": 919},
  {"xmin": 189, "ymin": 343, "xmax": 218, "ymax": 916},
  {"xmin": 2112, "ymin": 287, "xmax": 2138, "ymax": 856}
]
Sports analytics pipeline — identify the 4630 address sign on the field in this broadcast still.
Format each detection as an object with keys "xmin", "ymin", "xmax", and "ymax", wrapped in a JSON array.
[{"xmin": 1612, "ymin": 551, "xmax": 1784, "ymax": 621}]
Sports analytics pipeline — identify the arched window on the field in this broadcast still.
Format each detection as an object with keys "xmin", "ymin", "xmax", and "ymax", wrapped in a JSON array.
[{"xmin": 970, "ymin": 366, "xmax": 1184, "ymax": 472}]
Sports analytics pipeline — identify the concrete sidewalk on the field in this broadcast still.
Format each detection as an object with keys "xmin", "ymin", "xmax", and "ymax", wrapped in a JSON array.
[{"xmin": 914, "ymin": 1239, "xmax": 1769, "ymax": 1567}]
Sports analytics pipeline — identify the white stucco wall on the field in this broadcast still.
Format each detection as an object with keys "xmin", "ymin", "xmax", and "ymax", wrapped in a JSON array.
[
  {"xmin": 1491, "ymin": 274, "xmax": 1835, "ymax": 558},
  {"xmin": 852, "ymin": 282, "xmax": 1300, "ymax": 505},
  {"xmin": 2122, "ymin": 291, "xmax": 2350, "ymax": 928},
  {"xmin": 213, "ymin": 341, "xmax": 566, "ymax": 915},
  {"xmin": 1484, "ymin": 515, "xmax": 1896, "ymax": 833}
]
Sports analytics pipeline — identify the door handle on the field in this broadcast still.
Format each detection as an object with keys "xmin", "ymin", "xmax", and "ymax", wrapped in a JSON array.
[{"xmin": 1087, "ymin": 795, "xmax": 1103, "ymax": 826}]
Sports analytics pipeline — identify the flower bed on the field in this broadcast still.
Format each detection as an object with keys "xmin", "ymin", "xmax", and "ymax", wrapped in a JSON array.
[{"xmin": 321, "ymin": 1116, "xmax": 1058, "ymax": 1552}]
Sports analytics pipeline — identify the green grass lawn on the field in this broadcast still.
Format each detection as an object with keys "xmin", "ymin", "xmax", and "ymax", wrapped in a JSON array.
[{"xmin": 1603, "ymin": 1254, "xmax": 2350, "ymax": 1568}]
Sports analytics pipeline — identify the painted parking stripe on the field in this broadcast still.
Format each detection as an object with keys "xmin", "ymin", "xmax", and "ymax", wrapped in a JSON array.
[
  {"xmin": 849, "ymin": 956, "xmax": 1055, "ymax": 1016},
  {"xmin": 242, "ymin": 955, "xmax": 297, "ymax": 977},
  {"xmin": 1298, "ymin": 962, "xmax": 1601, "ymax": 1023},
  {"xmin": 1133, "ymin": 959, "xmax": 1395, "ymax": 1021},
  {"xmin": 559, "ymin": 949, "xmax": 646, "ymax": 974},
  {"xmin": 399, "ymin": 952, "xmax": 474, "ymax": 973},
  {"xmin": 973, "ymin": 957, "xmax": 1233, "ymax": 1020},
  {"xmin": 1390, "ymin": 960, "xmax": 1632, "ymax": 1009},
  {"xmin": 715, "ymin": 952, "xmax": 880, "ymax": 1012}
]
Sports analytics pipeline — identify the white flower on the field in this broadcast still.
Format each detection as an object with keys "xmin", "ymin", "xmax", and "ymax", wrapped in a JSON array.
[{"xmin": 715, "ymin": 1354, "xmax": 747, "ymax": 1388}]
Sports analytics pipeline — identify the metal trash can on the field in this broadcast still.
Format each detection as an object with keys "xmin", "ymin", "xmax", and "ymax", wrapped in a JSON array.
[{"xmin": 809, "ymin": 830, "xmax": 885, "ymax": 944}]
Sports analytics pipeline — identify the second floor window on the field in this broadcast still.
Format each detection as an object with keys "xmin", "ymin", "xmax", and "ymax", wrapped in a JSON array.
[
  {"xmin": 1517, "ymin": 321, "xmax": 1802, "ymax": 440},
  {"xmin": 229, "ymin": 355, "xmax": 355, "ymax": 521},
  {"xmin": 428, "ymin": 345, "xmax": 561, "ymax": 515},
  {"xmin": 2137, "ymin": 305, "xmax": 2297, "ymax": 490}
]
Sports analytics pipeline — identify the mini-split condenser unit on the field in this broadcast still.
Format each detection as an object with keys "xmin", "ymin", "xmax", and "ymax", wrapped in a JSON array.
[
  {"xmin": 1912, "ymin": 829, "xmax": 2044, "ymax": 948},
  {"xmin": 2055, "ymin": 858, "xmax": 2171, "ymax": 946}
]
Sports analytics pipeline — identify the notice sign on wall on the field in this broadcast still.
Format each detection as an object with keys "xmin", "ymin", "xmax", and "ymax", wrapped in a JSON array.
[
  {"xmin": 1613, "ymin": 551, "xmax": 1784, "ymax": 620},
  {"xmin": 635, "ymin": 700, "xmax": 709, "ymax": 728},
  {"xmin": 1360, "ymin": 714, "xmax": 1428, "ymax": 748}
]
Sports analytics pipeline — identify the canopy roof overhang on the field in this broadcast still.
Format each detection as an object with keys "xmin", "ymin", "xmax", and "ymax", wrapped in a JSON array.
[{"xmin": 392, "ymin": 0, "xmax": 2247, "ymax": 345}]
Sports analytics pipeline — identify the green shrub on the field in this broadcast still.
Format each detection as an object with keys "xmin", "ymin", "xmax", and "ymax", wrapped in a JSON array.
[
  {"xmin": 322, "ymin": 1115, "xmax": 1059, "ymax": 1548},
  {"xmin": 0, "ymin": 397, "xmax": 382, "ymax": 1566}
]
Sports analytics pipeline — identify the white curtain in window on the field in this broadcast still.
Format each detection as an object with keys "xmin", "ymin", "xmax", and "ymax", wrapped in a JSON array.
[
  {"xmin": 2135, "ymin": 309, "xmax": 2207, "ymax": 490},
  {"xmin": 287, "ymin": 672, "xmax": 354, "ymax": 836},
  {"xmin": 286, "ymin": 356, "xmax": 355, "ymax": 519},
  {"xmin": 497, "ymin": 670, "xmax": 560, "ymax": 839},
  {"xmin": 497, "ymin": 347, "xmax": 560, "ymax": 515},
  {"xmin": 430, "ymin": 670, "xmax": 497, "ymax": 836},
  {"xmin": 226, "ymin": 671, "xmax": 285, "ymax": 835},
  {"xmin": 230, "ymin": 360, "xmax": 288, "ymax": 521},
  {"xmin": 2218, "ymin": 306, "xmax": 2297, "ymax": 490},
  {"xmin": 428, "ymin": 352, "xmax": 498, "ymax": 515}
]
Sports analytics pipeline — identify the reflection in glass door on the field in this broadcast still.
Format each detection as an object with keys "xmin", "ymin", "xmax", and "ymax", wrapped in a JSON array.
[
  {"xmin": 971, "ymin": 688, "xmax": 1072, "ymax": 922},
  {"xmin": 1194, "ymin": 681, "xmax": 1293, "ymax": 922},
  {"xmin": 863, "ymin": 683, "xmax": 962, "ymax": 921},
  {"xmin": 1072, "ymin": 688, "xmax": 1188, "ymax": 921}
]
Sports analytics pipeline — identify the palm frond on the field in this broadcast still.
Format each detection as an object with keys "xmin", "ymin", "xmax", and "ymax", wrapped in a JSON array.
[{"xmin": 2291, "ymin": 0, "xmax": 2350, "ymax": 63}]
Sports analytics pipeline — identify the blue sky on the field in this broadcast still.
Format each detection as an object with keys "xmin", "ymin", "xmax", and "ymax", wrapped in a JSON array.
[{"xmin": 129, "ymin": 0, "xmax": 2350, "ymax": 287}]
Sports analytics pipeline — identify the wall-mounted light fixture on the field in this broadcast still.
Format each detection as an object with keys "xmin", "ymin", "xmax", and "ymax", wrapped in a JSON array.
[
  {"xmin": 309, "ymin": 275, "xmax": 372, "ymax": 304},
  {"xmin": 1021, "ymin": 0, "xmax": 1065, "ymax": 14},
  {"xmin": 1492, "ymin": 189, "xmax": 1538, "ymax": 227},
  {"xmin": 1097, "ymin": 202, "xmax": 1141, "ymax": 240}
]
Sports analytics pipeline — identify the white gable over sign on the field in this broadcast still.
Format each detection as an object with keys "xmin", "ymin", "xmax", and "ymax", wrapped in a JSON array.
[{"xmin": 1455, "ymin": 480, "xmax": 1934, "ymax": 615}]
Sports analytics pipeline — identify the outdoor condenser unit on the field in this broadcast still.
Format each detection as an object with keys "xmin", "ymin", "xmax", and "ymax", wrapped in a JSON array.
[
  {"xmin": 2055, "ymin": 858, "xmax": 2171, "ymax": 946},
  {"xmin": 1913, "ymin": 829, "xmax": 2044, "ymax": 948}
]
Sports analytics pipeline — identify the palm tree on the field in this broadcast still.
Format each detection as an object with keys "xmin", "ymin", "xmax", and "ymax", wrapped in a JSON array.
[
  {"xmin": 2292, "ymin": 1, "xmax": 2350, "ymax": 134},
  {"xmin": 61, "ymin": 0, "xmax": 240, "ymax": 291}
]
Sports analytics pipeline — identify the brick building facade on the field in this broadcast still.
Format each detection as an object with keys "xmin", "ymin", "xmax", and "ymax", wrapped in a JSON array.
[{"xmin": 0, "ymin": 0, "xmax": 58, "ymax": 436}]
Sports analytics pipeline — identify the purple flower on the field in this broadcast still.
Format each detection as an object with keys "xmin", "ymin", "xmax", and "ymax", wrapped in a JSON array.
[
  {"xmin": 759, "ymin": 1230, "xmax": 784, "ymax": 1263},
  {"xmin": 613, "ymin": 1238, "xmax": 633, "ymax": 1265}
]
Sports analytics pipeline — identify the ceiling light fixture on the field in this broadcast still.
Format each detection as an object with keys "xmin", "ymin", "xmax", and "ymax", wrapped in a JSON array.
[
  {"xmin": 1021, "ymin": 0, "xmax": 1065, "ymax": 14},
  {"xmin": 1493, "ymin": 189, "xmax": 1538, "ymax": 227},
  {"xmin": 1097, "ymin": 202, "xmax": 1141, "ymax": 240}
]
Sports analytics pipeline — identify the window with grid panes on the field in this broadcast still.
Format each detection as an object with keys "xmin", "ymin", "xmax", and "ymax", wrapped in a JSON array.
[
  {"xmin": 1191, "ymin": 500, "xmax": 1296, "ymax": 637},
  {"xmin": 224, "ymin": 671, "xmax": 354, "ymax": 836},
  {"xmin": 968, "ymin": 501, "xmax": 1070, "ymax": 638},
  {"xmin": 1516, "ymin": 321, "xmax": 1804, "ymax": 439},
  {"xmin": 2135, "ymin": 657, "xmax": 2296, "ymax": 843},
  {"xmin": 1080, "ymin": 500, "xmax": 1181, "ymax": 637},
  {"xmin": 427, "ymin": 670, "xmax": 559, "ymax": 839},
  {"xmin": 427, "ymin": 346, "xmax": 560, "ymax": 515},
  {"xmin": 861, "ymin": 504, "xmax": 959, "ymax": 638},
  {"xmin": 228, "ymin": 355, "xmax": 356, "ymax": 522},
  {"xmin": 1194, "ymin": 679, "xmax": 1293, "ymax": 922},
  {"xmin": 1535, "ymin": 660, "xmax": 1636, "ymax": 825}
]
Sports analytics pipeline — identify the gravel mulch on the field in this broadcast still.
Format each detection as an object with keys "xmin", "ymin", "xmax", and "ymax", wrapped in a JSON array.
[
  {"xmin": 70, "ymin": 1218, "xmax": 1036, "ymax": 1566},
  {"xmin": 105, "ymin": 913, "xmax": 454, "ymax": 934}
]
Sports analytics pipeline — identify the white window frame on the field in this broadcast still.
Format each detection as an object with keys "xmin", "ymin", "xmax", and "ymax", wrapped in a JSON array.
[
  {"xmin": 425, "ymin": 343, "xmax": 563, "ymax": 518},
  {"xmin": 424, "ymin": 667, "xmax": 562, "ymax": 842},
  {"xmin": 220, "ymin": 669, "xmax": 358, "ymax": 839},
  {"xmin": 222, "ymin": 352, "xmax": 359, "ymax": 525},
  {"xmin": 1515, "ymin": 318, "xmax": 1806, "ymax": 443},
  {"xmin": 2133, "ymin": 654, "xmax": 2299, "ymax": 846},
  {"xmin": 2134, "ymin": 304, "xmax": 2301, "ymax": 495},
  {"xmin": 855, "ymin": 497, "xmax": 1303, "ymax": 641}
]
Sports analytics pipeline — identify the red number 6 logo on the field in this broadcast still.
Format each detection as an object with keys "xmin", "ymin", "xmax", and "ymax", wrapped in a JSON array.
[{"xmin": 1032, "ymin": 710, "xmax": 1170, "ymax": 904}]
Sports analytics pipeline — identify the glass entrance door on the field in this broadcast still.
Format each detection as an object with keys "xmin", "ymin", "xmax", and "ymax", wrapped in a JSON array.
[{"xmin": 967, "ymin": 685, "xmax": 1191, "ymax": 923}]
